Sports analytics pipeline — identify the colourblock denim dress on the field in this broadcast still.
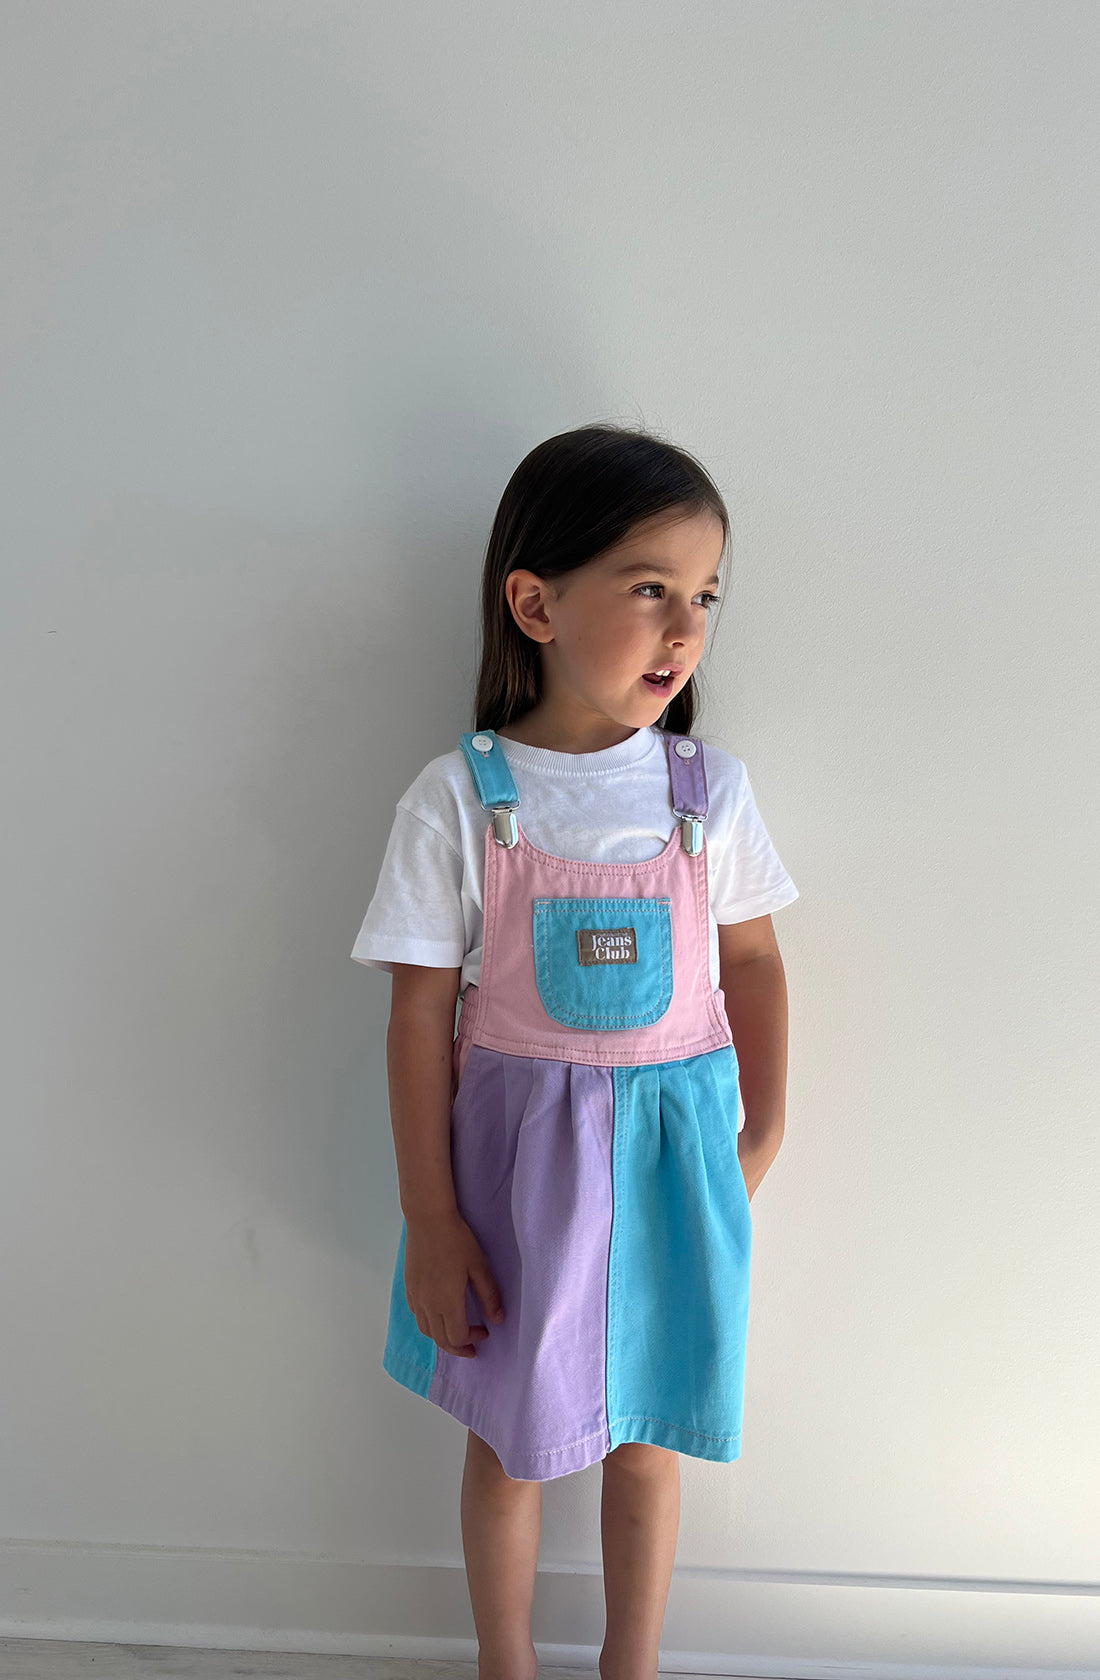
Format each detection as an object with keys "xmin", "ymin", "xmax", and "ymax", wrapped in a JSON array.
[{"xmin": 382, "ymin": 726, "xmax": 752, "ymax": 1482}]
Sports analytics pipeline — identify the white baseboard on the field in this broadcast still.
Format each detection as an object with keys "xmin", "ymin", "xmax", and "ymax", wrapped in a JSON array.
[{"xmin": 0, "ymin": 1543, "xmax": 1096, "ymax": 1678}]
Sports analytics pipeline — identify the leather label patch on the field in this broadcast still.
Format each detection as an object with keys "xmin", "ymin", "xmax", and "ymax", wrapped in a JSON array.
[{"xmin": 576, "ymin": 926, "xmax": 638, "ymax": 965}]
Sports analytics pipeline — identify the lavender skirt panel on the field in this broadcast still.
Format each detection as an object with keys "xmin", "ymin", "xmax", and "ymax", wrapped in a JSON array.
[{"xmin": 383, "ymin": 1047, "xmax": 616, "ymax": 1480}]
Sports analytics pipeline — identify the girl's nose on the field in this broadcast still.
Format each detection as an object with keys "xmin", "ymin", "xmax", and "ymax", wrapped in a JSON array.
[{"xmin": 666, "ymin": 607, "xmax": 699, "ymax": 644}]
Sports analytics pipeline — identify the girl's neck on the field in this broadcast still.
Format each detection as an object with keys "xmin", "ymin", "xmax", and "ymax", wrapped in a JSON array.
[{"xmin": 495, "ymin": 717, "xmax": 646, "ymax": 755}]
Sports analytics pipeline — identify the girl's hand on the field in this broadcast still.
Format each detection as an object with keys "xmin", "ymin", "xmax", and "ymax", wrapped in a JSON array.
[
  {"xmin": 738, "ymin": 1129, "xmax": 782, "ymax": 1203},
  {"xmin": 404, "ymin": 1208, "xmax": 506, "ymax": 1358},
  {"xmin": 739, "ymin": 1156, "xmax": 757, "ymax": 1203}
]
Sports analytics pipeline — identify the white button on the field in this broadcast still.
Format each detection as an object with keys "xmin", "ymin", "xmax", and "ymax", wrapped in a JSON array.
[
  {"xmin": 472, "ymin": 734, "xmax": 494, "ymax": 754},
  {"xmin": 674, "ymin": 739, "xmax": 697, "ymax": 758}
]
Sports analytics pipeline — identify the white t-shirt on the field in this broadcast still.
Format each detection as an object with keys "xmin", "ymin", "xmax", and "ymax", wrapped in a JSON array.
[{"xmin": 350, "ymin": 725, "xmax": 799, "ymax": 994}]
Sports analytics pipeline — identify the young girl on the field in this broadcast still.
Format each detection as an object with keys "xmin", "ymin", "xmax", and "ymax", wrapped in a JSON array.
[{"xmin": 351, "ymin": 424, "xmax": 798, "ymax": 1680}]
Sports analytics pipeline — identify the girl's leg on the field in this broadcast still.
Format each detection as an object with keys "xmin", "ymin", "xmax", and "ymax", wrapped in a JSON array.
[
  {"xmin": 598, "ymin": 1443, "xmax": 681, "ymax": 1680},
  {"xmin": 461, "ymin": 1427, "xmax": 543, "ymax": 1680}
]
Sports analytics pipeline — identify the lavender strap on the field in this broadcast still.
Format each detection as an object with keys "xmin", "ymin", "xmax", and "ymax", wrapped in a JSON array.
[{"xmin": 665, "ymin": 734, "xmax": 709, "ymax": 817}]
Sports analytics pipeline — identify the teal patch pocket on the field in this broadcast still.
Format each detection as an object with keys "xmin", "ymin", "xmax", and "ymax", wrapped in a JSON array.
[{"xmin": 533, "ymin": 896, "xmax": 673, "ymax": 1030}]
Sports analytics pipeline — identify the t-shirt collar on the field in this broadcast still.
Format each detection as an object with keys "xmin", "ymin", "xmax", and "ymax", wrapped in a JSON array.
[{"xmin": 494, "ymin": 724, "xmax": 661, "ymax": 779}]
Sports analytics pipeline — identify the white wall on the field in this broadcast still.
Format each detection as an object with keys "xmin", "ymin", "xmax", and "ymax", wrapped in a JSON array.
[{"xmin": 2, "ymin": 2, "xmax": 1097, "ymax": 1672}]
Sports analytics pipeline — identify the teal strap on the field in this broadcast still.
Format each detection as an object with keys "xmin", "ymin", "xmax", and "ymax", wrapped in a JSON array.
[{"xmin": 458, "ymin": 730, "xmax": 521, "ymax": 810}]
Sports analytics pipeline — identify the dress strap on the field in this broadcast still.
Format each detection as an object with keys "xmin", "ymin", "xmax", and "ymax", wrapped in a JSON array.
[
  {"xmin": 662, "ymin": 731, "xmax": 709, "ymax": 856},
  {"xmin": 459, "ymin": 730, "xmax": 521, "ymax": 848}
]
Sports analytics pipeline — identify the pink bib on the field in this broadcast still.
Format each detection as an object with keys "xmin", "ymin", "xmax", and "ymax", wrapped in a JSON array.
[{"xmin": 454, "ymin": 728, "xmax": 733, "ymax": 1074}]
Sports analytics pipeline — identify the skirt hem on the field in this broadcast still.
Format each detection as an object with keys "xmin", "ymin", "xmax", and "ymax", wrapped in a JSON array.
[{"xmin": 382, "ymin": 1344, "xmax": 743, "ymax": 1480}]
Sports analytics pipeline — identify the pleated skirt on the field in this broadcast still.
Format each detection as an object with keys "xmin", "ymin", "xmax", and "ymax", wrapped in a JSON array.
[{"xmin": 382, "ymin": 1039, "xmax": 752, "ymax": 1482}]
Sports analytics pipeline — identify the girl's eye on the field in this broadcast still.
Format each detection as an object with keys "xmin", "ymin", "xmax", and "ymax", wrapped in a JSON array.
[{"xmin": 634, "ymin": 583, "xmax": 721, "ymax": 610}]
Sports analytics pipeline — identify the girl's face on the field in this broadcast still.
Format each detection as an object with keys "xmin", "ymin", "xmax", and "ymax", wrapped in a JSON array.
[{"xmin": 503, "ymin": 510, "xmax": 725, "ymax": 745}]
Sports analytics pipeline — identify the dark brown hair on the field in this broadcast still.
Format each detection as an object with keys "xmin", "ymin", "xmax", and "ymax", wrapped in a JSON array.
[{"xmin": 472, "ymin": 422, "xmax": 730, "ymax": 736}]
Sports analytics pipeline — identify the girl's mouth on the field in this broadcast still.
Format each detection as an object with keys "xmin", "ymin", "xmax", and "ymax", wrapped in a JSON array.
[{"xmin": 641, "ymin": 669, "xmax": 677, "ymax": 696}]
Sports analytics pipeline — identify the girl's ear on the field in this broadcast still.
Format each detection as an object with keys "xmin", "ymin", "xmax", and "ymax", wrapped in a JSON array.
[{"xmin": 504, "ymin": 571, "xmax": 553, "ymax": 644}]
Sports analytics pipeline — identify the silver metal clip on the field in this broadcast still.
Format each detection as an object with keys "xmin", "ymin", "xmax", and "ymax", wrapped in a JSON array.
[
  {"xmin": 675, "ymin": 811, "xmax": 704, "ymax": 857},
  {"xmin": 491, "ymin": 806, "xmax": 519, "ymax": 848}
]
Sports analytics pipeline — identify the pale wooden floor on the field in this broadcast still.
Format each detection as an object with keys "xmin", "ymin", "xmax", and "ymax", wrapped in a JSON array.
[
  {"xmin": 0, "ymin": 1648, "xmax": 616, "ymax": 1680},
  {"xmin": 0, "ymin": 1639, "xmax": 772, "ymax": 1680}
]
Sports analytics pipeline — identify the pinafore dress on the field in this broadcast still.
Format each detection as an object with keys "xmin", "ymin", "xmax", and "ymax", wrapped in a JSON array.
[{"xmin": 382, "ymin": 726, "xmax": 752, "ymax": 1482}]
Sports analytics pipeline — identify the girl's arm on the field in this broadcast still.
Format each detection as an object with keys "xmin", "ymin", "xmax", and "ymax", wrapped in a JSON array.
[
  {"xmin": 387, "ymin": 963, "xmax": 504, "ymax": 1356},
  {"xmin": 387, "ymin": 962, "xmax": 463, "ymax": 1220},
  {"xmin": 717, "ymin": 916, "xmax": 790, "ymax": 1200}
]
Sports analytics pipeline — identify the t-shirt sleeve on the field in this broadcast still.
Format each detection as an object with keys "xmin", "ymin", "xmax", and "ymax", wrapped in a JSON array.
[
  {"xmin": 350, "ymin": 805, "xmax": 467, "ymax": 974},
  {"xmin": 708, "ymin": 766, "xmax": 799, "ymax": 924}
]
